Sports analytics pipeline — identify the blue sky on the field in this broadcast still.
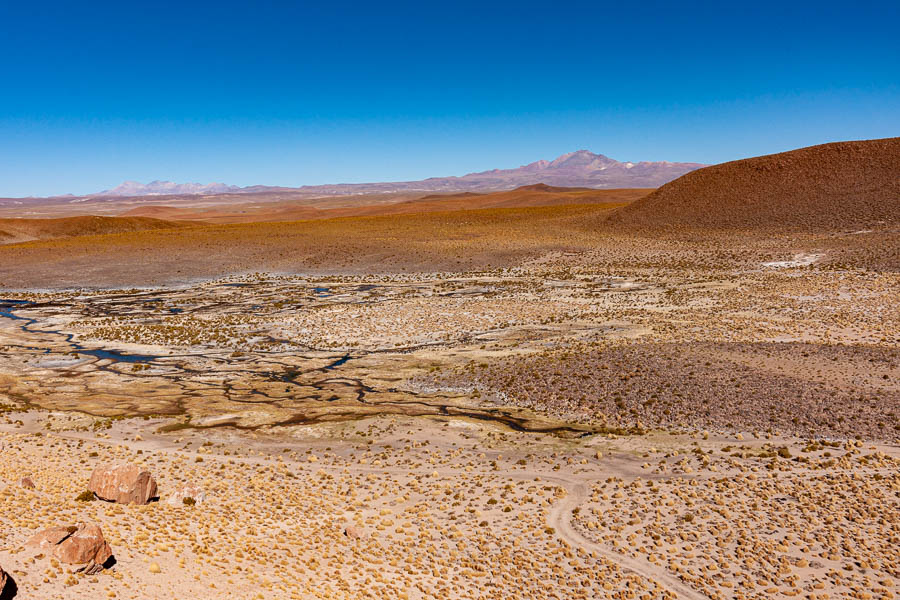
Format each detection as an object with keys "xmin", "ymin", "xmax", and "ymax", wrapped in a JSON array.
[{"xmin": 0, "ymin": 0, "xmax": 897, "ymax": 196}]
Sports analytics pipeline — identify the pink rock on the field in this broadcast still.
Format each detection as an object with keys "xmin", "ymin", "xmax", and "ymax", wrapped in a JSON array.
[
  {"xmin": 344, "ymin": 525, "xmax": 362, "ymax": 539},
  {"xmin": 89, "ymin": 463, "xmax": 158, "ymax": 505},
  {"xmin": 53, "ymin": 523, "xmax": 113, "ymax": 569},
  {"xmin": 26, "ymin": 523, "xmax": 113, "ymax": 573},
  {"xmin": 0, "ymin": 563, "xmax": 7, "ymax": 594},
  {"xmin": 20, "ymin": 476, "xmax": 35, "ymax": 490},
  {"xmin": 166, "ymin": 484, "xmax": 206, "ymax": 506},
  {"xmin": 26, "ymin": 525, "xmax": 73, "ymax": 550}
]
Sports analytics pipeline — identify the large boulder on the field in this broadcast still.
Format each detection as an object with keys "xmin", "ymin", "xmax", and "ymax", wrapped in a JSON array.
[
  {"xmin": 0, "ymin": 563, "xmax": 7, "ymax": 595},
  {"xmin": 89, "ymin": 463, "xmax": 158, "ymax": 505},
  {"xmin": 53, "ymin": 523, "xmax": 113, "ymax": 569},
  {"xmin": 26, "ymin": 523, "xmax": 113, "ymax": 574}
]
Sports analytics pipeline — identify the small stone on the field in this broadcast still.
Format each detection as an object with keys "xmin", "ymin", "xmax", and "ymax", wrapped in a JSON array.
[
  {"xmin": 149, "ymin": 562, "xmax": 161, "ymax": 574},
  {"xmin": 166, "ymin": 484, "xmax": 206, "ymax": 507},
  {"xmin": 20, "ymin": 476, "xmax": 35, "ymax": 490}
]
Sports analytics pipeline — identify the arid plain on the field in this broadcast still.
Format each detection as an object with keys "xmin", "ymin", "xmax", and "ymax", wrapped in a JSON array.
[{"xmin": 0, "ymin": 139, "xmax": 898, "ymax": 600}]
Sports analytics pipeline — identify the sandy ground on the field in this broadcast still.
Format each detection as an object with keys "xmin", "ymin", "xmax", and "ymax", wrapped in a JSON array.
[
  {"xmin": 0, "ymin": 203, "xmax": 897, "ymax": 599},
  {"xmin": 0, "ymin": 411, "xmax": 896, "ymax": 600}
]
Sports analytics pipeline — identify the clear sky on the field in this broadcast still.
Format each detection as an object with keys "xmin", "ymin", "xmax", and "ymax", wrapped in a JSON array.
[{"xmin": 1, "ymin": 0, "xmax": 898, "ymax": 197}]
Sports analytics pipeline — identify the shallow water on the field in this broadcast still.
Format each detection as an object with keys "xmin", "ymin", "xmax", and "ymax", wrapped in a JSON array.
[{"xmin": 0, "ymin": 300, "xmax": 159, "ymax": 363}]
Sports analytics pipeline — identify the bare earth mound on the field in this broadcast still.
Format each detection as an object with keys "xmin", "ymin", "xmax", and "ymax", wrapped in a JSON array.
[
  {"xmin": 0, "ymin": 215, "xmax": 190, "ymax": 245},
  {"xmin": 608, "ymin": 137, "xmax": 900, "ymax": 231}
]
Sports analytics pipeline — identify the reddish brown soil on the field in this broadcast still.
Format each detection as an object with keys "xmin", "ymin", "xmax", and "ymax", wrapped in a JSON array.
[
  {"xmin": 121, "ymin": 185, "xmax": 650, "ymax": 224},
  {"xmin": 0, "ymin": 204, "xmax": 629, "ymax": 288},
  {"xmin": 0, "ymin": 215, "xmax": 190, "ymax": 244},
  {"xmin": 608, "ymin": 137, "xmax": 900, "ymax": 231}
]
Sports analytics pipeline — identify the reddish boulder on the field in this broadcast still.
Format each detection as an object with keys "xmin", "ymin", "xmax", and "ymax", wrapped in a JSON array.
[
  {"xmin": 26, "ymin": 523, "xmax": 113, "ymax": 573},
  {"xmin": 54, "ymin": 523, "xmax": 113, "ymax": 569},
  {"xmin": 19, "ymin": 476, "xmax": 35, "ymax": 490},
  {"xmin": 89, "ymin": 463, "xmax": 158, "ymax": 505}
]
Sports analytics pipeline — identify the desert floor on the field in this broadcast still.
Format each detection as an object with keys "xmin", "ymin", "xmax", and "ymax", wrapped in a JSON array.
[{"xmin": 0, "ymin": 206, "xmax": 897, "ymax": 599}]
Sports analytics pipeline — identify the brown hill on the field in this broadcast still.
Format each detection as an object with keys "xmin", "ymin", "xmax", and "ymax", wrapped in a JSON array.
[
  {"xmin": 0, "ymin": 203, "xmax": 630, "ymax": 288},
  {"xmin": 381, "ymin": 185, "xmax": 649, "ymax": 214},
  {"xmin": 0, "ymin": 215, "xmax": 190, "ymax": 245},
  {"xmin": 121, "ymin": 186, "xmax": 652, "ymax": 224},
  {"xmin": 608, "ymin": 138, "xmax": 900, "ymax": 231}
]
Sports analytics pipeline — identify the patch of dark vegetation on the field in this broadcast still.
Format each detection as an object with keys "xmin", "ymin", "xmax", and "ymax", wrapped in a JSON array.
[{"xmin": 423, "ymin": 341, "xmax": 899, "ymax": 441}]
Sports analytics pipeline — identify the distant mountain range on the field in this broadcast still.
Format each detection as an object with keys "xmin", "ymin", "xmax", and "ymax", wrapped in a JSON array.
[
  {"xmin": 93, "ymin": 181, "xmax": 242, "ymax": 197},
  {"xmin": 85, "ymin": 151, "xmax": 705, "ymax": 198},
  {"xmin": 424, "ymin": 150, "xmax": 706, "ymax": 191}
]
